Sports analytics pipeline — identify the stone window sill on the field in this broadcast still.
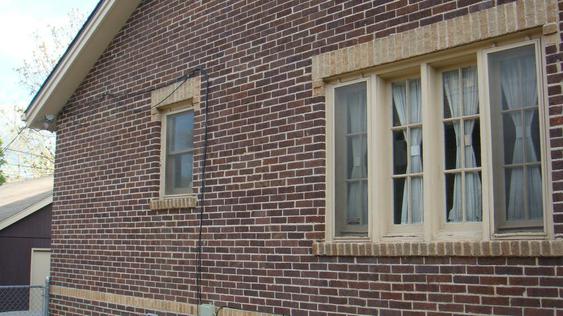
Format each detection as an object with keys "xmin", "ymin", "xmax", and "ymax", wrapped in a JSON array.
[
  {"xmin": 149, "ymin": 195, "xmax": 197, "ymax": 210},
  {"xmin": 313, "ymin": 240, "xmax": 563, "ymax": 257}
]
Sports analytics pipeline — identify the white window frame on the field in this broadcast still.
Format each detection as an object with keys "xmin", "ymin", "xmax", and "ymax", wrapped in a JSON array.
[
  {"xmin": 480, "ymin": 39, "xmax": 553, "ymax": 240},
  {"xmin": 326, "ymin": 76, "xmax": 374, "ymax": 242},
  {"xmin": 160, "ymin": 105, "xmax": 195, "ymax": 198},
  {"xmin": 325, "ymin": 36, "xmax": 554, "ymax": 243}
]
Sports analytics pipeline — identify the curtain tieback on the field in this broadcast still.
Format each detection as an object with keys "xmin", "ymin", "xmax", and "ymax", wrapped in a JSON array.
[
  {"xmin": 410, "ymin": 145, "xmax": 420, "ymax": 156},
  {"xmin": 515, "ymin": 129, "xmax": 524, "ymax": 139},
  {"xmin": 464, "ymin": 134, "xmax": 472, "ymax": 146}
]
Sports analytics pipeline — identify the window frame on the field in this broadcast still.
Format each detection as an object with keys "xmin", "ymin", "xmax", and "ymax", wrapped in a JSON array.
[
  {"xmin": 326, "ymin": 75, "xmax": 374, "ymax": 242},
  {"xmin": 479, "ymin": 39, "xmax": 553, "ymax": 239},
  {"xmin": 325, "ymin": 36, "xmax": 554, "ymax": 243},
  {"xmin": 433, "ymin": 61, "xmax": 484, "ymax": 241},
  {"xmin": 160, "ymin": 105, "xmax": 196, "ymax": 198}
]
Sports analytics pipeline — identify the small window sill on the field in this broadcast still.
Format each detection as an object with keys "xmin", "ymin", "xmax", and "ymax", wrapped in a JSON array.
[
  {"xmin": 313, "ymin": 240, "xmax": 563, "ymax": 257},
  {"xmin": 149, "ymin": 195, "xmax": 197, "ymax": 210}
]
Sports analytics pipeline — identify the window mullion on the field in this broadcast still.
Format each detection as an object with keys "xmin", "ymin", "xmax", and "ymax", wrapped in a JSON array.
[{"xmin": 421, "ymin": 63, "xmax": 438, "ymax": 241}]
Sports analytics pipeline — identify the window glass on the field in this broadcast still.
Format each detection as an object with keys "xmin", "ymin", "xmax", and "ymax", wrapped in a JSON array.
[
  {"xmin": 488, "ymin": 44, "xmax": 543, "ymax": 231},
  {"xmin": 442, "ymin": 66, "xmax": 482, "ymax": 223},
  {"xmin": 334, "ymin": 81, "xmax": 368, "ymax": 237},
  {"xmin": 165, "ymin": 110, "xmax": 194, "ymax": 195},
  {"xmin": 392, "ymin": 79, "xmax": 423, "ymax": 224}
]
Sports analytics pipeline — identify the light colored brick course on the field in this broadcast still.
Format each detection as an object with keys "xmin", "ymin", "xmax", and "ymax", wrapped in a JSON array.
[
  {"xmin": 314, "ymin": 240, "xmax": 563, "ymax": 257},
  {"xmin": 311, "ymin": 0, "xmax": 557, "ymax": 96}
]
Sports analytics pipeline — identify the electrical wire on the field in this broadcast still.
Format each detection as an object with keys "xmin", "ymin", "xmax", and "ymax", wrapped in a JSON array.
[
  {"xmin": 189, "ymin": 65, "xmax": 210, "ymax": 313},
  {"xmin": 0, "ymin": 70, "xmax": 191, "ymax": 179},
  {"xmin": 4, "ymin": 163, "xmax": 53, "ymax": 171},
  {"xmin": 4, "ymin": 148, "xmax": 54, "ymax": 161},
  {"xmin": 0, "ymin": 127, "xmax": 26, "ymax": 156},
  {"xmin": 93, "ymin": 65, "xmax": 211, "ymax": 311}
]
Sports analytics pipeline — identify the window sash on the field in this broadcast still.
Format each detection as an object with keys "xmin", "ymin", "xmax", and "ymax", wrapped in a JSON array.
[
  {"xmin": 441, "ymin": 66, "xmax": 483, "ymax": 224},
  {"xmin": 391, "ymin": 78, "xmax": 423, "ymax": 226},
  {"xmin": 333, "ymin": 80, "xmax": 369, "ymax": 238},
  {"xmin": 484, "ymin": 41, "xmax": 546, "ymax": 233},
  {"xmin": 162, "ymin": 109, "xmax": 194, "ymax": 196}
]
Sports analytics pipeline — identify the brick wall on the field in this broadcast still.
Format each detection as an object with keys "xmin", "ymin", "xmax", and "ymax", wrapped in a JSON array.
[{"xmin": 51, "ymin": 0, "xmax": 563, "ymax": 315}]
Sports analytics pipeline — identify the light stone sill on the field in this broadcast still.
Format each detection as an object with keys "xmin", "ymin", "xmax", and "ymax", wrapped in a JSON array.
[
  {"xmin": 313, "ymin": 240, "xmax": 563, "ymax": 257},
  {"xmin": 149, "ymin": 195, "xmax": 197, "ymax": 210}
]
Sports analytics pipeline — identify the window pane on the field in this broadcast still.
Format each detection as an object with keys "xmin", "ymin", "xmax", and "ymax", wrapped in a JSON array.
[
  {"xmin": 489, "ymin": 44, "xmax": 543, "ymax": 231},
  {"xmin": 408, "ymin": 79, "xmax": 422, "ymax": 124},
  {"xmin": 444, "ymin": 122, "xmax": 460, "ymax": 170},
  {"xmin": 165, "ymin": 110, "xmax": 194, "ymax": 195},
  {"xmin": 347, "ymin": 181, "xmax": 368, "ymax": 225},
  {"xmin": 526, "ymin": 109, "xmax": 541, "ymax": 163},
  {"xmin": 393, "ymin": 130, "xmax": 407, "ymax": 174},
  {"xmin": 392, "ymin": 82, "xmax": 406, "ymax": 126},
  {"xmin": 334, "ymin": 82, "xmax": 368, "ymax": 236},
  {"xmin": 528, "ymin": 165, "xmax": 543, "ymax": 220},
  {"xmin": 465, "ymin": 120, "xmax": 481, "ymax": 167},
  {"xmin": 445, "ymin": 173, "xmax": 462, "ymax": 222},
  {"xmin": 410, "ymin": 127, "xmax": 423, "ymax": 172},
  {"xmin": 393, "ymin": 177, "xmax": 407, "ymax": 224},
  {"xmin": 392, "ymin": 78, "xmax": 422, "ymax": 225},
  {"xmin": 462, "ymin": 66, "xmax": 479, "ymax": 116},
  {"xmin": 505, "ymin": 167, "xmax": 525, "ymax": 221},
  {"xmin": 465, "ymin": 172, "xmax": 482, "ymax": 222},
  {"xmin": 503, "ymin": 111, "xmax": 522, "ymax": 164},
  {"xmin": 165, "ymin": 153, "xmax": 193, "ymax": 195},
  {"xmin": 167, "ymin": 111, "xmax": 194, "ymax": 153},
  {"xmin": 347, "ymin": 135, "xmax": 367, "ymax": 179},
  {"xmin": 411, "ymin": 176, "xmax": 423, "ymax": 223},
  {"xmin": 443, "ymin": 70, "xmax": 460, "ymax": 118}
]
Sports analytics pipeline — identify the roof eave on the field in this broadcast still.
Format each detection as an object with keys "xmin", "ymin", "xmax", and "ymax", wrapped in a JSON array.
[
  {"xmin": 0, "ymin": 195, "xmax": 52, "ymax": 231},
  {"xmin": 24, "ymin": 0, "xmax": 141, "ymax": 130}
]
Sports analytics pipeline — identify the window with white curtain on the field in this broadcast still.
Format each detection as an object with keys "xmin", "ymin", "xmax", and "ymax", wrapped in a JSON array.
[
  {"xmin": 327, "ymin": 39, "xmax": 549, "ymax": 241},
  {"xmin": 443, "ymin": 66, "xmax": 482, "ymax": 224},
  {"xmin": 487, "ymin": 44, "xmax": 544, "ymax": 233},
  {"xmin": 392, "ymin": 79, "xmax": 423, "ymax": 225}
]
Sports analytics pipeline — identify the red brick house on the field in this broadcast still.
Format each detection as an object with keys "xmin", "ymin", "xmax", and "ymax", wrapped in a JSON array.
[{"xmin": 24, "ymin": 0, "xmax": 563, "ymax": 315}]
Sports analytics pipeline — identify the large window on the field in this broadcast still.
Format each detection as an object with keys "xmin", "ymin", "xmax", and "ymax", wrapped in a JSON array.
[{"xmin": 327, "ymin": 39, "xmax": 550, "ymax": 241}]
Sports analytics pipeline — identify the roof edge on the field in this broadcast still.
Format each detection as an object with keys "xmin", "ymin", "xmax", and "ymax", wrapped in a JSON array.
[
  {"xmin": 24, "ymin": 0, "xmax": 141, "ymax": 130},
  {"xmin": 0, "ymin": 195, "xmax": 52, "ymax": 231}
]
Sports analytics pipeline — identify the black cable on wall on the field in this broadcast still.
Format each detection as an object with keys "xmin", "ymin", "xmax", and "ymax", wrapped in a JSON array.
[{"xmin": 189, "ymin": 66, "xmax": 211, "ymax": 310}]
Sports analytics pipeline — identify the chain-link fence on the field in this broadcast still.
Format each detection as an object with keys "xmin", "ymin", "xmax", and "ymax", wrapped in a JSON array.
[{"xmin": 0, "ymin": 282, "xmax": 48, "ymax": 316}]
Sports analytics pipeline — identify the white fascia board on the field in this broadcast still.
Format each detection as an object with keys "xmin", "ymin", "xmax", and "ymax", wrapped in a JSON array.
[
  {"xmin": 24, "ymin": 0, "xmax": 141, "ymax": 130},
  {"xmin": 0, "ymin": 196, "xmax": 53, "ymax": 232}
]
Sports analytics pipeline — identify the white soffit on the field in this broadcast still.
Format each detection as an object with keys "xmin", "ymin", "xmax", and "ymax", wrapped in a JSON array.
[{"xmin": 24, "ymin": 0, "xmax": 141, "ymax": 129}]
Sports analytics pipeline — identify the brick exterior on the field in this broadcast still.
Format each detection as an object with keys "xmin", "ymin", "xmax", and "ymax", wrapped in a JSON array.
[{"xmin": 51, "ymin": 0, "xmax": 563, "ymax": 315}]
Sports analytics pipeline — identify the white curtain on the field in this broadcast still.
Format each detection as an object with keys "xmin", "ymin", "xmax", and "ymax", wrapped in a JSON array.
[
  {"xmin": 393, "ymin": 80, "xmax": 422, "ymax": 224},
  {"xmin": 501, "ymin": 55, "xmax": 542, "ymax": 220},
  {"xmin": 347, "ymin": 91, "xmax": 367, "ymax": 225},
  {"xmin": 462, "ymin": 67, "xmax": 482, "ymax": 222}
]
